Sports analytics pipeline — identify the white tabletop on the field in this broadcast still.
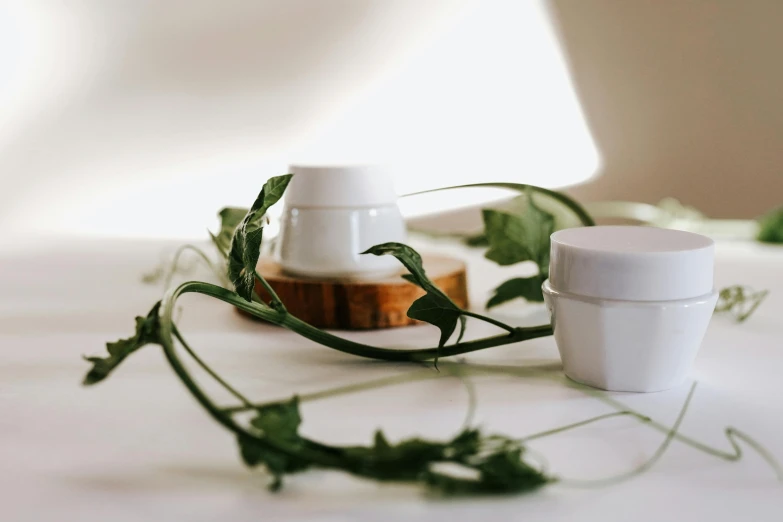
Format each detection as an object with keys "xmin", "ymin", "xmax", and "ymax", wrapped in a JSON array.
[{"xmin": 2, "ymin": 237, "xmax": 782, "ymax": 521}]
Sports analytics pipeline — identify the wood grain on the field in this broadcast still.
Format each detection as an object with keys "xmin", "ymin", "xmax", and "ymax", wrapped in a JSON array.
[{"xmin": 241, "ymin": 255, "xmax": 468, "ymax": 330}]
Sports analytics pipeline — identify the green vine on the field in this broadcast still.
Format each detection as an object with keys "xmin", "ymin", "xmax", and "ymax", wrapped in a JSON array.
[{"xmin": 83, "ymin": 176, "xmax": 780, "ymax": 495}]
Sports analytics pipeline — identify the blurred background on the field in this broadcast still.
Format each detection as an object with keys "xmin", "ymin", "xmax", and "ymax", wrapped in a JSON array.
[{"xmin": 1, "ymin": 0, "xmax": 782, "ymax": 242}]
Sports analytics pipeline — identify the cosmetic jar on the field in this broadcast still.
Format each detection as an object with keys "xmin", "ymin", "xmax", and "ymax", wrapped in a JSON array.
[
  {"xmin": 542, "ymin": 226, "xmax": 718, "ymax": 392},
  {"xmin": 278, "ymin": 165, "xmax": 407, "ymax": 279}
]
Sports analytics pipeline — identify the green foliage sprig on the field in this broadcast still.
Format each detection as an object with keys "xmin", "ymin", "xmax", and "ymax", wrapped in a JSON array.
[
  {"xmin": 228, "ymin": 174, "xmax": 293, "ymax": 303},
  {"xmin": 757, "ymin": 206, "xmax": 783, "ymax": 244},
  {"xmin": 715, "ymin": 285, "xmax": 770, "ymax": 323},
  {"xmin": 84, "ymin": 176, "xmax": 780, "ymax": 494},
  {"xmin": 407, "ymin": 183, "xmax": 595, "ymax": 308},
  {"xmin": 482, "ymin": 191, "xmax": 554, "ymax": 307},
  {"xmin": 363, "ymin": 243, "xmax": 469, "ymax": 350},
  {"xmin": 209, "ymin": 207, "xmax": 247, "ymax": 256},
  {"xmin": 82, "ymin": 302, "xmax": 162, "ymax": 385},
  {"xmin": 428, "ymin": 192, "xmax": 771, "ymax": 317}
]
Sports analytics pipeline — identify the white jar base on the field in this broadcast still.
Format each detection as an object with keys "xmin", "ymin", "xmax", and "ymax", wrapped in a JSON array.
[
  {"xmin": 543, "ymin": 280, "xmax": 718, "ymax": 393},
  {"xmin": 278, "ymin": 205, "xmax": 406, "ymax": 279}
]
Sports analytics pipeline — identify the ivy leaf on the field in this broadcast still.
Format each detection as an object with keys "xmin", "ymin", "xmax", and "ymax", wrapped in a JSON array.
[
  {"xmin": 424, "ymin": 445, "xmax": 550, "ymax": 495},
  {"xmin": 362, "ymin": 243, "xmax": 464, "ymax": 347},
  {"xmin": 343, "ymin": 429, "xmax": 549, "ymax": 494},
  {"xmin": 209, "ymin": 206, "xmax": 248, "ymax": 258},
  {"xmin": 486, "ymin": 276, "xmax": 546, "ymax": 309},
  {"xmin": 407, "ymin": 293, "xmax": 465, "ymax": 348},
  {"xmin": 362, "ymin": 242, "xmax": 428, "ymax": 288},
  {"xmin": 340, "ymin": 429, "xmax": 485, "ymax": 482},
  {"xmin": 238, "ymin": 396, "xmax": 311, "ymax": 491},
  {"xmin": 715, "ymin": 285, "xmax": 769, "ymax": 323},
  {"xmin": 757, "ymin": 206, "xmax": 783, "ymax": 244},
  {"xmin": 341, "ymin": 430, "xmax": 450, "ymax": 480},
  {"xmin": 482, "ymin": 190, "xmax": 555, "ymax": 269},
  {"xmin": 82, "ymin": 302, "xmax": 162, "ymax": 385},
  {"xmin": 481, "ymin": 191, "xmax": 555, "ymax": 308},
  {"xmin": 235, "ymin": 396, "xmax": 552, "ymax": 494},
  {"xmin": 249, "ymin": 396, "xmax": 303, "ymax": 438},
  {"xmin": 228, "ymin": 174, "xmax": 293, "ymax": 301}
]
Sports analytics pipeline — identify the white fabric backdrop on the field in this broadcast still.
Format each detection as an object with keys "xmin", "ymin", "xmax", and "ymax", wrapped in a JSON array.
[{"xmin": 0, "ymin": 0, "xmax": 597, "ymax": 241}]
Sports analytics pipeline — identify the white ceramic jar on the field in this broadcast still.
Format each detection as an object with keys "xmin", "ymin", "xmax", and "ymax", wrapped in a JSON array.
[
  {"xmin": 277, "ymin": 165, "xmax": 407, "ymax": 279},
  {"xmin": 542, "ymin": 226, "xmax": 718, "ymax": 393}
]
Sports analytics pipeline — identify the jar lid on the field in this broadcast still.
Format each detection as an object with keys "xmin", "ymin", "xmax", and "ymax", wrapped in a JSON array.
[
  {"xmin": 286, "ymin": 165, "xmax": 398, "ymax": 208},
  {"xmin": 549, "ymin": 226, "xmax": 714, "ymax": 301}
]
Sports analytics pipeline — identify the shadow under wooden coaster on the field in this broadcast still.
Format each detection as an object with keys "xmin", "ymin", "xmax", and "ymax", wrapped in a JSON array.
[{"xmin": 241, "ymin": 255, "xmax": 468, "ymax": 330}]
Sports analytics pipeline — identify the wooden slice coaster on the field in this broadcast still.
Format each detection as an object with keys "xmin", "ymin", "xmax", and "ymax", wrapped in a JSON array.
[{"xmin": 241, "ymin": 255, "xmax": 468, "ymax": 330}]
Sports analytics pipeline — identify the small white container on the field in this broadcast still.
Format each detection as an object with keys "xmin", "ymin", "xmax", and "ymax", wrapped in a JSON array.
[
  {"xmin": 277, "ymin": 165, "xmax": 407, "ymax": 279},
  {"xmin": 542, "ymin": 226, "xmax": 718, "ymax": 392}
]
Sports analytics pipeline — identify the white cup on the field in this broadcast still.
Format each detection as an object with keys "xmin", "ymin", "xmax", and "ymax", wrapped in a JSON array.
[
  {"xmin": 277, "ymin": 165, "xmax": 407, "ymax": 279},
  {"xmin": 542, "ymin": 226, "xmax": 718, "ymax": 392}
]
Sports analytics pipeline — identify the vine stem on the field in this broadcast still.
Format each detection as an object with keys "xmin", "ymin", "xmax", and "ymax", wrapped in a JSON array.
[
  {"xmin": 558, "ymin": 382, "xmax": 697, "ymax": 487},
  {"xmin": 253, "ymin": 269, "xmax": 287, "ymax": 313},
  {"xmin": 222, "ymin": 365, "xmax": 479, "ymax": 432},
  {"xmin": 156, "ymin": 287, "xmax": 540, "ymax": 484},
  {"xmin": 167, "ymin": 281, "xmax": 552, "ymax": 362},
  {"xmin": 173, "ymin": 325, "xmax": 254, "ymax": 408},
  {"xmin": 153, "ymin": 277, "xmax": 553, "ymax": 482},
  {"xmin": 155, "ymin": 282, "xmax": 782, "ymax": 488},
  {"xmin": 518, "ymin": 411, "xmax": 651, "ymax": 443},
  {"xmin": 405, "ymin": 182, "xmax": 596, "ymax": 227},
  {"xmin": 223, "ymin": 370, "xmax": 438, "ymax": 414},
  {"xmin": 159, "ymin": 289, "xmax": 362, "ymax": 470},
  {"xmin": 467, "ymin": 363, "xmax": 783, "ymax": 481},
  {"xmin": 583, "ymin": 201, "xmax": 758, "ymax": 239},
  {"xmin": 164, "ymin": 244, "xmax": 229, "ymax": 288},
  {"xmin": 461, "ymin": 311, "xmax": 516, "ymax": 334},
  {"xmin": 583, "ymin": 386, "xmax": 783, "ymax": 479}
]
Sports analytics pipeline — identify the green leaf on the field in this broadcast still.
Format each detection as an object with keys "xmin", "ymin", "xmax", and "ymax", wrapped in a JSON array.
[
  {"xmin": 486, "ymin": 276, "xmax": 546, "ymax": 309},
  {"xmin": 362, "ymin": 243, "xmax": 464, "ymax": 347},
  {"xmin": 82, "ymin": 302, "xmax": 162, "ymax": 385},
  {"xmin": 481, "ymin": 190, "xmax": 555, "ymax": 308},
  {"xmin": 249, "ymin": 396, "xmax": 303, "ymax": 438},
  {"xmin": 233, "ymin": 397, "xmax": 552, "ymax": 494},
  {"xmin": 424, "ymin": 445, "xmax": 550, "ymax": 495},
  {"xmin": 238, "ymin": 434, "xmax": 311, "ymax": 491},
  {"xmin": 715, "ymin": 285, "xmax": 769, "ymax": 323},
  {"xmin": 408, "ymin": 293, "xmax": 464, "ymax": 348},
  {"xmin": 362, "ymin": 242, "xmax": 428, "ymax": 287},
  {"xmin": 228, "ymin": 174, "xmax": 293, "ymax": 301},
  {"xmin": 210, "ymin": 207, "xmax": 248, "ymax": 257},
  {"xmin": 341, "ymin": 429, "xmax": 484, "ymax": 481},
  {"xmin": 344, "ymin": 428, "xmax": 549, "ymax": 494},
  {"xmin": 342, "ymin": 431, "xmax": 449, "ymax": 481},
  {"xmin": 757, "ymin": 206, "xmax": 783, "ymax": 244},
  {"xmin": 482, "ymin": 190, "xmax": 555, "ymax": 269},
  {"xmin": 238, "ymin": 397, "xmax": 311, "ymax": 491}
]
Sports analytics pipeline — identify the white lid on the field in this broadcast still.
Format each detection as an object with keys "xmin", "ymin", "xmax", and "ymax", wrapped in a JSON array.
[
  {"xmin": 549, "ymin": 226, "xmax": 714, "ymax": 301},
  {"xmin": 285, "ymin": 165, "xmax": 398, "ymax": 208}
]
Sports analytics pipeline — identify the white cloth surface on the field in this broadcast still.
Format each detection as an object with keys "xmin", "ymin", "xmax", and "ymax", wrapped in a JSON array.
[{"xmin": 1, "ymin": 238, "xmax": 782, "ymax": 521}]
